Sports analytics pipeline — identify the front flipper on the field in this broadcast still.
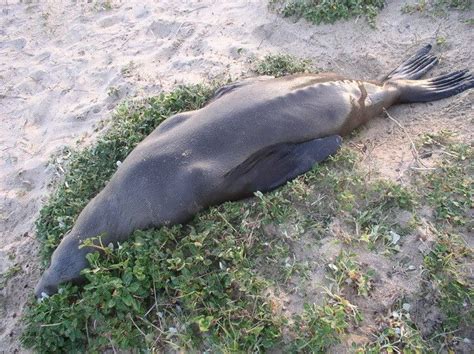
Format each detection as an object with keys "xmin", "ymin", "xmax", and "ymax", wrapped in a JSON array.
[{"xmin": 225, "ymin": 135, "xmax": 342, "ymax": 196}]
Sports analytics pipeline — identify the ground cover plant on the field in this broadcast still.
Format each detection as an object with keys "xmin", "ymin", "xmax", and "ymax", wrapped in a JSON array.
[
  {"xmin": 410, "ymin": 133, "xmax": 473, "ymax": 350},
  {"xmin": 401, "ymin": 0, "xmax": 471, "ymax": 15},
  {"xmin": 22, "ymin": 55, "xmax": 472, "ymax": 352},
  {"xmin": 269, "ymin": 0, "xmax": 386, "ymax": 26},
  {"xmin": 253, "ymin": 53, "xmax": 313, "ymax": 77}
]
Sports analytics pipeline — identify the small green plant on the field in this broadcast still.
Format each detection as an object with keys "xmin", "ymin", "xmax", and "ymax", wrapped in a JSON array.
[
  {"xmin": 107, "ymin": 86, "xmax": 120, "ymax": 98},
  {"xmin": 416, "ymin": 134, "xmax": 472, "ymax": 226},
  {"xmin": 296, "ymin": 148, "xmax": 416, "ymax": 250},
  {"xmin": 93, "ymin": 0, "xmax": 114, "ymax": 11},
  {"xmin": 254, "ymin": 190, "xmax": 295, "ymax": 223},
  {"xmin": 121, "ymin": 61, "xmax": 136, "ymax": 77},
  {"xmin": 288, "ymin": 293, "xmax": 361, "ymax": 352},
  {"xmin": 436, "ymin": 0, "xmax": 471, "ymax": 10},
  {"xmin": 253, "ymin": 53, "xmax": 313, "ymax": 77},
  {"xmin": 357, "ymin": 300, "xmax": 428, "ymax": 352},
  {"xmin": 418, "ymin": 129, "xmax": 455, "ymax": 148},
  {"xmin": 425, "ymin": 157, "xmax": 472, "ymax": 226},
  {"xmin": 354, "ymin": 180, "xmax": 416, "ymax": 249},
  {"xmin": 0, "ymin": 264, "xmax": 22, "ymax": 290},
  {"xmin": 402, "ymin": 0, "xmax": 471, "ymax": 15},
  {"xmin": 423, "ymin": 232, "xmax": 472, "ymax": 335},
  {"xmin": 401, "ymin": 0, "xmax": 428, "ymax": 13},
  {"xmin": 41, "ymin": 12, "xmax": 50, "ymax": 21},
  {"xmin": 436, "ymin": 36, "xmax": 447, "ymax": 45},
  {"xmin": 410, "ymin": 133, "xmax": 472, "ymax": 350},
  {"xmin": 328, "ymin": 251, "xmax": 374, "ymax": 297},
  {"xmin": 271, "ymin": 0, "xmax": 385, "ymax": 26}
]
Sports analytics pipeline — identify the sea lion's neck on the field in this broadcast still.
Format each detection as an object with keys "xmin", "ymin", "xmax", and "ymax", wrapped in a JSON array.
[{"xmin": 70, "ymin": 189, "xmax": 131, "ymax": 247}]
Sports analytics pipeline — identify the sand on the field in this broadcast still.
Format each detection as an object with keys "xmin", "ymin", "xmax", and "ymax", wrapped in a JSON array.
[{"xmin": 0, "ymin": 0, "xmax": 472, "ymax": 351}]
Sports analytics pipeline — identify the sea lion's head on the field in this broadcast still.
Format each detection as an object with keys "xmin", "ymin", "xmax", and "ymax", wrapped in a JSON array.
[{"xmin": 35, "ymin": 235, "xmax": 89, "ymax": 298}]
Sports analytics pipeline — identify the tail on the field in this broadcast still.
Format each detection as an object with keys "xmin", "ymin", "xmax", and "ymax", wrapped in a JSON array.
[{"xmin": 383, "ymin": 44, "xmax": 473, "ymax": 103}]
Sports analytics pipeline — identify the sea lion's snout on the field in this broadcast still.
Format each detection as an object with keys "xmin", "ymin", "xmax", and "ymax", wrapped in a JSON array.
[
  {"xmin": 34, "ymin": 268, "xmax": 58, "ymax": 299},
  {"xmin": 35, "ymin": 262, "xmax": 87, "ymax": 298}
]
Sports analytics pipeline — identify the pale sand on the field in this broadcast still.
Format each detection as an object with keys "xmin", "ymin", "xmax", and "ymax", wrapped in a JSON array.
[{"xmin": 0, "ymin": 0, "xmax": 472, "ymax": 351}]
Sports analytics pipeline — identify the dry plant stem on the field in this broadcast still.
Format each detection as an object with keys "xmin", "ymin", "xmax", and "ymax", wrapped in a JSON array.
[
  {"xmin": 128, "ymin": 313, "xmax": 147, "ymax": 339},
  {"xmin": 85, "ymin": 320, "xmax": 90, "ymax": 348},
  {"xmin": 382, "ymin": 108, "xmax": 434, "ymax": 170},
  {"xmin": 217, "ymin": 210, "xmax": 239, "ymax": 233}
]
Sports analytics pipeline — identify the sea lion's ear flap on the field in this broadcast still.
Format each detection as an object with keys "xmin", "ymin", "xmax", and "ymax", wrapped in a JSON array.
[{"xmin": 225, "ymin": 135, "xmax": 342, "ymax": 194}]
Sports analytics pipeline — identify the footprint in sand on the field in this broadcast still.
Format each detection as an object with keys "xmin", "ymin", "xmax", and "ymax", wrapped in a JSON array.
[
  {"xmin": 98, "ymin": 15, "xmax": 125, "ymax": 28},
  {"xmin": 0, "ymin": 38, "xmax": 27, "ymax": 51},
  {"xmin": 148, "ymin": 19, "xmax": 195, "ymax": 40}
]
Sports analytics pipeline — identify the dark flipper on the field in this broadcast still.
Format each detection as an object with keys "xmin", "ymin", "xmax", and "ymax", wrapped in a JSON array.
[
  {"xmin": 383, "ymin": 44, "xmax": 438, "ymax": 81},
  {"xmin": 224, "ymin": 135, "xmax": 342, "ymax": 195},
  {"xmin": 397, "ymin": 70, "xmax": 474, "ymax": 103}
]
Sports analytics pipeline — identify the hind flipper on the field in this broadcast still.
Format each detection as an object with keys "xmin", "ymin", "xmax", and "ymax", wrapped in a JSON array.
[
  {"xmin": 224, "ymin": 135, "xmax": 342, "ymax": 195},
  {"xmin": 383, "ymin": 44, "xmax": 438, "ymax": 81},
  {"xmin": 397, "ymin": 70, "xmax": 473, "ymax": 103}
]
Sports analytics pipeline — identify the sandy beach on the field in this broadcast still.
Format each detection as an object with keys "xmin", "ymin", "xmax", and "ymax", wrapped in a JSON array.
[{"xmin": 0, "ymin": 0, "xmax": 472, "ymax": 351}]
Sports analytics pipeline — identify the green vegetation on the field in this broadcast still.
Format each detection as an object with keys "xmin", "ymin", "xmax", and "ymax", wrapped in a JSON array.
[
  {"xmin": 93, "ymin": 0, "xmax": 114, "ymax": 11},
  {"xmin": 413, "ymin": 134, "xmax": 473, "ymax": 350},
  {"xmin": 0, "ymin": 264, "xmax": 22, "ymax": 290},
  {"xmin": 416, "ymin": 130, "xmax": 472, "ymax": 227},
  {"xmin": 23, "ymin": 216, "xmax": 283, "ymax": 352},
  {"xmin": 290, "ymin": 296, "xmax": 360, "ymax": 352},
  {"xmin": 419, "ymin": 136, "xmax": 472, "ymax": 226},
  {"xmin": 357, "ymin": 300, "xmax": 429, "ymax": 352},
  {"xmin": 270, "ymin": 0, "xmax": 385, "ymax": 26},
  {"xmin": 253, "ymin": 53, "xmax": 313, "ymax": 77},
  {"xmin": 424, "ymin": 232, "xmax": 472, "ymax": 334},
  {"xmin": 401, "ymin": 0, "xmax": 429, "ymax": 13},
  {"xmin": 302, "ymin": 155, "xmax": 417, "ymax": 251},
  {"xmin": 22, "ymin": 55, "xmax": 472, "ymax": 352},
  {"xmin": 402, "ymin": 0, "xmax": 471, "ymax": 15},
  {"xmin": 328, "ymin": 251, "xmax": 374, "ymax": 297}
]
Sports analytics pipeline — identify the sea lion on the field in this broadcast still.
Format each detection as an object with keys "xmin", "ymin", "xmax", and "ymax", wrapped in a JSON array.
[{"xmin": 35, "ymin": 44, "xmax": 473, "ymax": 297}]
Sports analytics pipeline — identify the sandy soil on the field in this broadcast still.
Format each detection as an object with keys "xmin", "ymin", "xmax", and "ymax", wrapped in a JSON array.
[{"xmin": 0, "ymin": 0, "xmax": 472, "ymax": 351}]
